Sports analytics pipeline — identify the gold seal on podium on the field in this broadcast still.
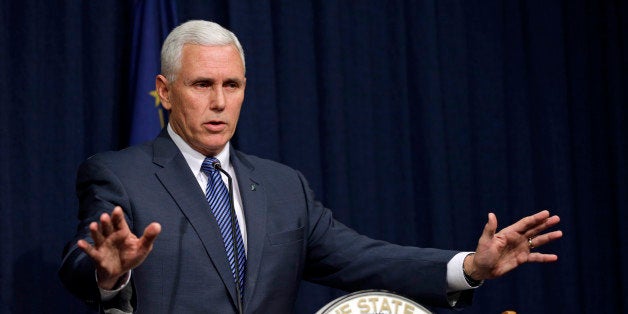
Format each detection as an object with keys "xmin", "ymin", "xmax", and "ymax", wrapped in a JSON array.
[{"xmin": 316, "ymin": 290, "xmax": 432, "ymax": 314}]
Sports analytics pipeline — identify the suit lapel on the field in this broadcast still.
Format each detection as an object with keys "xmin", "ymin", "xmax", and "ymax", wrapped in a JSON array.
[
  {"xmin": 151, "ymin": 132, "xmax": 240, "ymax": 306},
  {"xmin": 231, "ymin": 151, "xmax": 267, "ymax": 310}
]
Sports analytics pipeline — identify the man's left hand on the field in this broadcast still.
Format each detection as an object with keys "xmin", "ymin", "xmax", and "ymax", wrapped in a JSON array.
[{"xmin": 464, "ymin": 210, "xmax": 563, "ymax": 281}]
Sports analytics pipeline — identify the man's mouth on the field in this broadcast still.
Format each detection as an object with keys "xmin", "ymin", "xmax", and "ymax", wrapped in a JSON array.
[{"xmin": 204, "ymin": 120, "xmax": 226, "ymax": 132}]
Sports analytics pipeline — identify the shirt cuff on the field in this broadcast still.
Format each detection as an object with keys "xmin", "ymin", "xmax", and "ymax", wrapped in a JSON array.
[
  {"xmin": 446, "ymin": 252, "xmax": 481, "ymax": 307},
  {"xmin": 97, "ymin": 270, "xmax": 132, "ymax": 301},
  {"xmin": 447, "ymin": 252, "xmax": 480, "ymax": 292}
]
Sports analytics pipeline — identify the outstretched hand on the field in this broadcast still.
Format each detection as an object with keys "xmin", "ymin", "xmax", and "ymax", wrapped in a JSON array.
[
  {"xmin": 464, "ymin": 210, "xmax": 563, "ymax": 281},
  {"xmin": 77, "ymin": 206, "xmax": 161, "ymax": 289}
]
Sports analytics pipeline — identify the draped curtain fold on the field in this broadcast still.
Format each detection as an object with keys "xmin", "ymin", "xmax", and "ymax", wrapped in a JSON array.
[{"xmin": 0, "ymin": 1, "xmax": 625, "ymax": 313}]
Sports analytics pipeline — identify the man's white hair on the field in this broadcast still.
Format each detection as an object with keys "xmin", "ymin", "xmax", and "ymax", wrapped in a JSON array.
[{"xmin": 161, "ymin": 20, "xmax": 246, "ymax": 82}]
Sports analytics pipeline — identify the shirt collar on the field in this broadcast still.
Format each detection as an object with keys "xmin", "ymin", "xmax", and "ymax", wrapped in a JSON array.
[{"xmin": 167, "ymin": 123, "xmax": 231, "ymax": 174}]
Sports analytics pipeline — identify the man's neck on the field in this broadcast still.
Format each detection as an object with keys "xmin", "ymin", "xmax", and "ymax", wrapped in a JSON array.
[{"xmin": 166, "ymin": 123, "xmax": 231, "ymax": 171}]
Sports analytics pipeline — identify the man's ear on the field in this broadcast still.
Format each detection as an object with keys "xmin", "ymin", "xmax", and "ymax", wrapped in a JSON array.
[{"xmin": 156, "ymin": 74, "xmax": 171, "ymax": 110}]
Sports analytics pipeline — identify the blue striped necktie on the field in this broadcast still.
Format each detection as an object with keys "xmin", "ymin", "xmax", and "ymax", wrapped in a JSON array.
[{"xmin": 201, "ymin": 157, "xmax": 246, "ymax": 299}]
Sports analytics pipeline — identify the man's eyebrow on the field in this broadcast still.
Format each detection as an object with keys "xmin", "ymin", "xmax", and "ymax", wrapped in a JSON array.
[
  {"xmin": 224, "ymin": 77, "xmax": 244, "ymax": 84},
  {"xmin": 187, "ymin": 77, "xmax": 214, "ymax": 84}
]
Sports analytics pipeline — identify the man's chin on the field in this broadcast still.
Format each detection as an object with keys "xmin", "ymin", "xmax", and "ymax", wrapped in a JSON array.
[{"xmin": 194, "ymin": 140, "xmax": 229, "ymax": 156}]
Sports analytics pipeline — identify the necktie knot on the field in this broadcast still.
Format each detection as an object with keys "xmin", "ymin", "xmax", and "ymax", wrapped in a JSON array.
[{"xmin": 201, "ymin": 157, "xmax": 220, "ymax": 175}]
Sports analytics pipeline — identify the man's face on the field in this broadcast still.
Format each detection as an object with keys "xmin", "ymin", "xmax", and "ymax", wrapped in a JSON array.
[{"xmin": 157, "ymin": 44, "xmax": 246, "ymax": 156}]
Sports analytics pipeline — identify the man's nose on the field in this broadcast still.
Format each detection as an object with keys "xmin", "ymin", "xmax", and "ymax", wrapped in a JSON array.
[{"xmin": 209, "ymin": 86, "xmax": 226, "ymax": 110}]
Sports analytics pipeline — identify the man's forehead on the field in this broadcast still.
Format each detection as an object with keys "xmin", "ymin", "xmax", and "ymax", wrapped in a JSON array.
[
  {"xmin": 182, "ymin": 44, "xmax": 240, "ymax": 60},
  {"xmin": 180, "ymin": 45, "xmax": 244, "ymax": 74}
]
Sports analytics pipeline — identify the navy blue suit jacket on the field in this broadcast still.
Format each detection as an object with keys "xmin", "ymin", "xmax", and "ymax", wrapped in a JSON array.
[{"xmin": 59, "ymin": 130, "xmax": 472, "ymax": 313}]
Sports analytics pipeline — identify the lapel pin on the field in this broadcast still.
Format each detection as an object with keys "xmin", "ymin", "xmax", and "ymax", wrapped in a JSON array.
[{"xmin": 251, "ymin": 184, "xmax": 256, "ymax": 191}]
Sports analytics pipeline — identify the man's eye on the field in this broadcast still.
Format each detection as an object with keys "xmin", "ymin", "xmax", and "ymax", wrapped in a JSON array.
[
  {"xmin": 196, "ymin": 82, "xmax": 210, "ymax": 88},
  {"xmin": 225, "ymin": 82, "xmax": 239, "ymax": 89}
]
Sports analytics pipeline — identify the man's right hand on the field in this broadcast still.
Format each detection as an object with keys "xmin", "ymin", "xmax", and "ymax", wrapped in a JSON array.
[{"xmin": 77, "ymin": 206, "xmax": 161, "ymax": 290}]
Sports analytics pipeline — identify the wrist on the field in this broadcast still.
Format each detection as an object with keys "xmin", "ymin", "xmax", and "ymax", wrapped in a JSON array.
[
  {"xmin": 462, "ymin": 253, "xmax": 483, "ymax": 286},
  {"xmin": 96, "ymin": 269, "xmax": 126, "ymax": 290}
]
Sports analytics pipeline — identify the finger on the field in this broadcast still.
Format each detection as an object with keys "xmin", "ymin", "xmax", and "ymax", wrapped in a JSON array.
[
  {"xmin": 524, "ymin": 215, "xmax": 560, "ymax": 238},
  {"xmin": 77, "ymin": 239, "xmax": 91, "ymax": 251},
  {"xmin": 89, "ymin": 221, "xmax": 106, "ymax": 245},
  {"xmin": 110, "ymin": 206, "xmax": 130, "ymax": 232},
  {"xmin": 138, "ymin": 222, "xmax": 162, "ymax": 250},
  {"xmin": 510, "ymin": 210, "xmax": 551, "ymax": 234},
  {"xmin": 529, "ymin": 230, "xmax": 563, "ymax": 248},
  {"xmin": 100, "ymin": 212, "xmax": 114, "ymax": 236},
  {"xmin": 527, "ymin": 252, "xmax": 559, "ymax": 263},
  {"xmin": 77, "ymin": 239, "xmax": 98, "ymax": 259}
]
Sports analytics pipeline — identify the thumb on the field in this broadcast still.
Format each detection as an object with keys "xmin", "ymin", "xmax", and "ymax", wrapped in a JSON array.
[
  {"xmin": 482, "ymin": 212, "xmax": 498, "ymax": 240},
  {"xmin": 139, "ymin": 222, "xmax": 162, "ymax": 250}
]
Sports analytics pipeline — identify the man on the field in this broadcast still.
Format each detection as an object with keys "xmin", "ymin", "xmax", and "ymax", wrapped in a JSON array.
[{"xmin": 59, "ymin": 20, "xmax": 562, "ymax": 313}]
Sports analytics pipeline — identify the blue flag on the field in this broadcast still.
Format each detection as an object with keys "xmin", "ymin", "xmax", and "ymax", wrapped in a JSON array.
[{"xmin": 129, "ymin": 0, "xmax": 178, "ymax": 145}]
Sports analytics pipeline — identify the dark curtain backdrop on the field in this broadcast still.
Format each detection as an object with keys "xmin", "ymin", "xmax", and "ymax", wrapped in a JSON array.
[{"xmin": 0, "ymin": 1, "xmax": 625, "ymax": 313}]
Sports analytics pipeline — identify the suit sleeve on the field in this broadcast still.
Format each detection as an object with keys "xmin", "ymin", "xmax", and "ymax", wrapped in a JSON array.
[
  {"xmin": 297, "ymin": 171, "xmax": 474, "ymax": 308},
  {"xmin": 58, "ymin": 155, "xmax": 137, "ymax": 312}
]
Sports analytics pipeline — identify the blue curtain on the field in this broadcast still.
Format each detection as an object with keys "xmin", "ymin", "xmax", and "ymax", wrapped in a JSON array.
[{"xmin": 0, "ymin": 1, "xmax": 625, "ymax": 313}]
